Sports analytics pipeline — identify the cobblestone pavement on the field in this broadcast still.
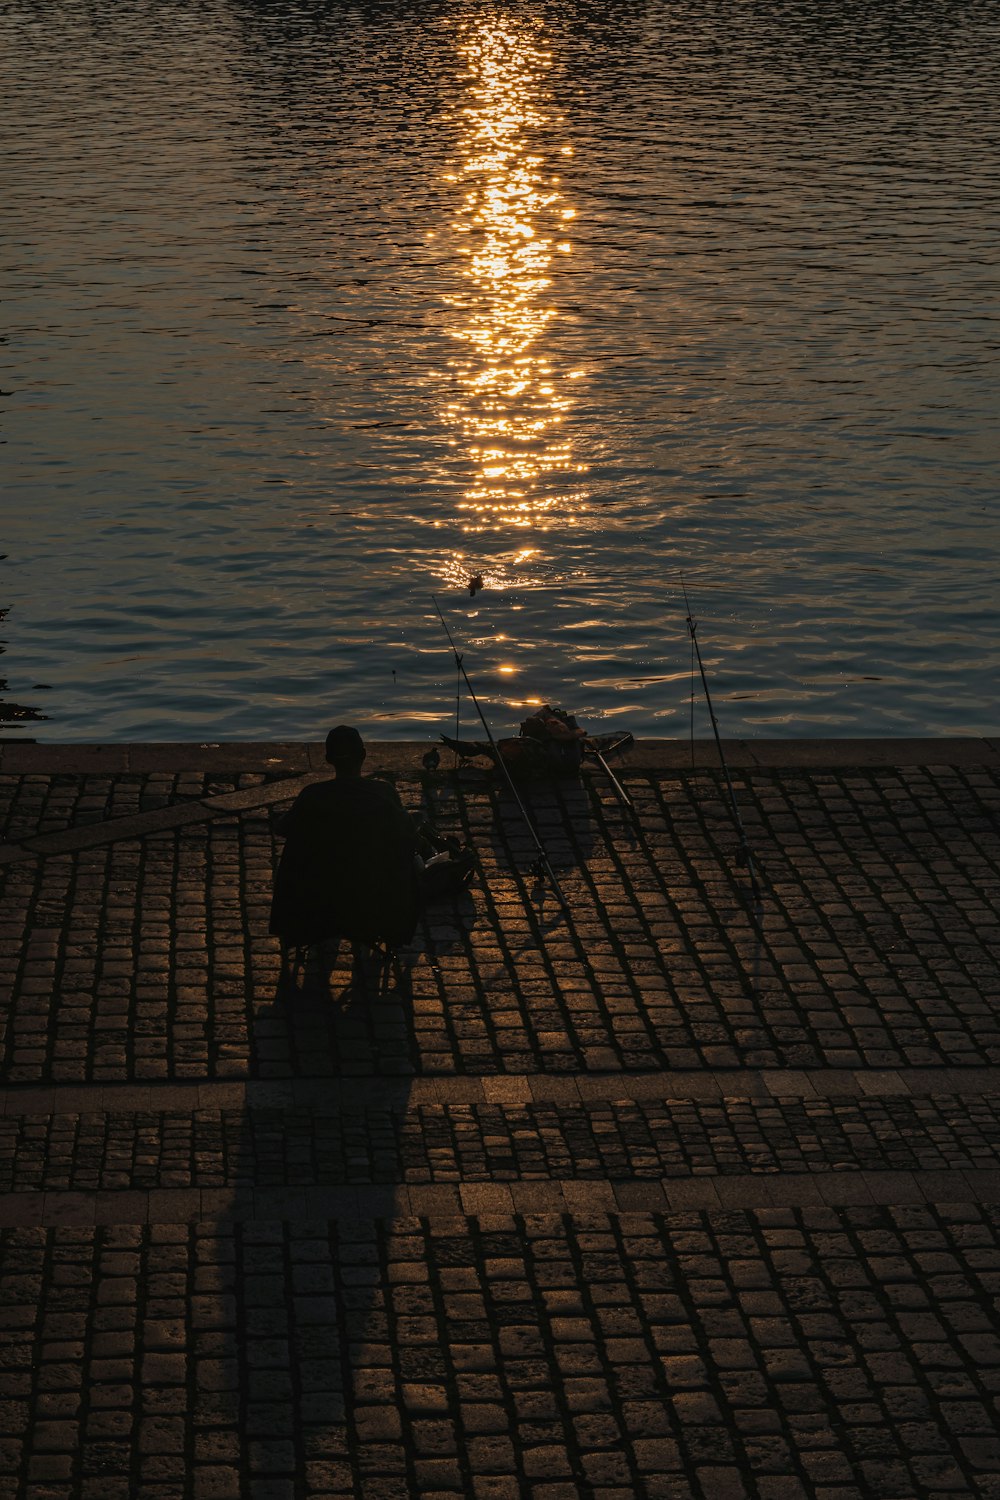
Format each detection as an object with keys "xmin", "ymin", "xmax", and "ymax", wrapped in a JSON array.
[
  {"xmin": 2, "ymin": 742, "xmax": 1000, "ymax": 1497},
  {"xmin": 1, "ymin": 754, "xmax": 999, "ymax": 1082},
  {"xmin": 6, "ymin": 1207, "xmax": 1000, "ymax": 1498},
  {"xmin": 5, "ymin": 1091, "xmax": 1000, "ymax": 1194}
]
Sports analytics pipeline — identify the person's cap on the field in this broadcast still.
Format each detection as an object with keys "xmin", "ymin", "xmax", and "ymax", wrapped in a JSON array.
[{"xmin": 325, "ymin": 724, "xmax": 365, "ymax": 762}]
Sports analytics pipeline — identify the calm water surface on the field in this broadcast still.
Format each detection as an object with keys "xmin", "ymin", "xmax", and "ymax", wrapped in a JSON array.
[{"xmin": 3, "ymin": 0, "xmax": 999, "ymax": 740}]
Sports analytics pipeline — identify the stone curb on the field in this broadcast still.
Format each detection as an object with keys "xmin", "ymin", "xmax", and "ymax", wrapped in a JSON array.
[
  {"xmin": 1, "ymin": 1066, "xmax": 997, "ymax": 1115},
  {"xmin": 3, "ymin": 1169, "xmax": 1000, "ymax": 1225},
  {"xmin": 2, "ymin": 738, "xmax": 997, "ymax": 863},
  {"xmin": 1, "ymin": 736, "xmax": 998, "ymax": 776}
]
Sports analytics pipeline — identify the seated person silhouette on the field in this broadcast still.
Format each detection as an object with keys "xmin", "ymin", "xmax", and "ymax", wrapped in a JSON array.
[{"xmin": 270, "ymin": 725, "xmax": 421, "ymax": 982}]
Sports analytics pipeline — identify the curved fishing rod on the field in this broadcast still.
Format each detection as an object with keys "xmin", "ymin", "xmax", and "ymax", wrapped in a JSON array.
[
  {"xmin": 431, "ymin": 596, "xmax": 570, "ymax": 912},
  {"xmin": 679, "ymin": 573, "xmax": 763, "ymax": 923}
]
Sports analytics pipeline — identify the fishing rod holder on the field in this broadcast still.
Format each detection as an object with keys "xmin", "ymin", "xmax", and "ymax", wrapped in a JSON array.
[{"xmin": 431, "ymin": 595, "xmax": 570, "ymax": 913}]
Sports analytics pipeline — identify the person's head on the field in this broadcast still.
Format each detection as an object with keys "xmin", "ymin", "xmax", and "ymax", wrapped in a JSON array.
[{"xmin": 325, "ymin": 724, "xmax": 366, "ymax": 775}]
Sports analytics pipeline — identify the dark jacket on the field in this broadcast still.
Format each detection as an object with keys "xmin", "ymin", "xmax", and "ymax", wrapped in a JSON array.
[{"xmin": 269, "ymin": 776, "xmax": 419, "ymax": 947}]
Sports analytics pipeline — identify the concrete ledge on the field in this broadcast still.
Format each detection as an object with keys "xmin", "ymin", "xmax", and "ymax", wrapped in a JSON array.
[
  {"xmin": 0, "ymin": 744, "xmax": 131, "ymax": 773},
  {"xmin": 743, "ymin": 737, "xmax": 999, "ymax": 768},
  {"xmin": 3, "ymin": 1166, "xmax": 1000, "ymax": 1223},
  {"xmin": 130, "ymin": 743, "xmax": 313, "ymax": 773},
  {"xmin": 2, "ymin": 737, "xmax": 998, "ymax": 776},
  {"xmin": 2, "ymin": 1066, "xmax": 999, "ymax": 1115}
]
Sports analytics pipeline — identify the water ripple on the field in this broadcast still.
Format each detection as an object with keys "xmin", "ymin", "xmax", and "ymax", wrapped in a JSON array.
[{"xmin": 2, "ymin": 0, "xmax": 998, "ymax": 739}]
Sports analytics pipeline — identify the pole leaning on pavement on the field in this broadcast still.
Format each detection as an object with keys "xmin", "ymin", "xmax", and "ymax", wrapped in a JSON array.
[{"xmin": 679, "ymin": 573, "xmax": 764, "ymax": 926}]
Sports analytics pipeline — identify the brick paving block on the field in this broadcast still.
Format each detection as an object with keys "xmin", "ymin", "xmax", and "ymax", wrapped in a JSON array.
[
  {"xmin": 661, "ymin": 1180, "xmax": 722, "ymax": 1210},
  {"xmin": 44, "ymin": 1086, "xmax": 107, "ymax": 1114},
  {"xmin": 406, "ymin": 1186, "xmax": 462, "ymax": 1216},
  {"xmin": 137, "ymin": 1085, "xmax": 202, "ymax": 1113},
  {"xmin": 763, "ymin": 1174, "xmax": 825, "ymax": 1207},
  {"xmin": 891, "ymin": 1069, "xmax": 940, "ymax": 1095},
  {"xmin": 3, "ymin": 1089, "xmax": 56, "ymax": 1116},
  {"xmin": 192, "ymin": 1468, "xmax": 242, "ymax": 1500},
  {"xmin": 510, "ymin": 1183, "xmax": 566, "ymax": 1213},
  {"xmin": 200, "ymin": 1191, "xmax": 256, "ymax": 1222},
  {"xmin": 915, "ymin": 1171, "xmax": 976, "ymax": 1203},
  {"xmin": 244, "ymin": 1084, "xmax": 295, "ymax": 1109},
  {"xmin": 560, "ymin": 1182, "xmax": 617, "ymax": 1213},
  {"xmin": 694, "ymin": 1468, "xmax": 749, "ymax": 1499},
  {"xmin": 613, "ymin": 1182, "xmax": 668, "ymax": 1212},
  {"xmin": 629, "ymin": 1080, "xmax": 707, "ymax": 1104},
  {"xmin": 414, "ymin": 1459, "xmax": 464, "ymax": 1490},
  {"xmin": 482, "ymin": 1077, "xmax": 532, "ymax": 1105},
  {"xmin": 425, "ymin": 1079, "xmax": 486, "ymax": 1104},
  {"xmin": 356, "ymin": 1185, "xmax": 411, "ymax": 1216},
  {"xmin": 470, "ymin": 1475, "xmax": 519, "ymax": 1499},
  {"xmin": 857, "ymin": 1071, "xmax": 905, "ymax": 1096},
  {"xmin": 946, "ymin": 1068, "xmax": 999, "ymax": 1094},
  {"xmin": 250, "ymin": 1189, "xmax": 309, "ymax": 1220},
  {"xmin": 42, "ymin": 1192, "xmax": 95, "ymax": 1226},
  {"xmin": 755, "ymin": 1480, "xmax": 809, "ymax": 1500},
  {"xmin": 858, "ymin": 1172, "xmax": 924, "ymax": 1205},
  {"xmin": 527, "ymin": 1077, "xmax": 580, "ymax": 1103},
  {"xmin": 460, "ymin": 1184, "xmax": 514, "ymax": 1216},
  {"xmin": 961, "ymin": 1169, "xmax": 1000, "ymax": 1199},
  {"xmin": 815, "ymin": 1175, "xmax": 875, "ymax": 1207},
  {"xmin": 197, "ymin": 1084, "xmax": 248, "ymax": 1109},
  {"xmin": 302, "ymin": 1187, "xmax": 361, "ymax": 1218},
  {"xmin": 0, "ymin": 1192, "xmax": 45, "ymax": 1225},
  {"xmin": 807, "ymin": 1072, "xmax": 863, "ymax": 1098},
  {"xmin": 104, "ymin": 1086, "xmax": 152, "ymax": 1112},
  {"xmin": 718, "ymin": 1071, "xmax": 774, "ymax": 1099},
  {"xmin": 95, "ymin": 1192, "xmax": 148, "ymax": 1225},
  {"xmin": 569, "ymin": 1076, "xmax": 622, "ymax": 1102},
  {"xmin": 714, "ymin": 1177, "xmax": 780, "ymax": 1209},
  {"xmin": 146, "ymin": 1190, "xmax": 202, "ymax": 1224}
]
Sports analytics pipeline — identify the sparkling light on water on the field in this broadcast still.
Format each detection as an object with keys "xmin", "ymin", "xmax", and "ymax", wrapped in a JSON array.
[{"xmin": 439, "ymin": 20, "xmax": 585, "ymax": 545}]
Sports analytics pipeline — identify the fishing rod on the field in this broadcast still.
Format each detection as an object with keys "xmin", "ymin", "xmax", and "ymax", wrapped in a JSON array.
[
  {"xmin": 431, "ymin": 596, "xmax": 570, "ymax": 912},
  {"xmin": 586, "ymin": 734, "xmax": 634, "ymax": 809},
  {"xmin": 679, "ymin": 573, "xmax": 764, "ymax": 922}
]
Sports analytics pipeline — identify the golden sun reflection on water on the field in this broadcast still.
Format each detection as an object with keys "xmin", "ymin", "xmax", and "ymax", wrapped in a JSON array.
[{"xmin": 438, "ymin": 19, "xmax": 586, "ymax": 561}]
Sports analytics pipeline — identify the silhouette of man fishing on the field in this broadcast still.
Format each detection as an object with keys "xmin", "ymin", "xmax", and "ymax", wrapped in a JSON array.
[{"xmin": 270, "ymin": 724, "xmax": 474, "ymax": 986}]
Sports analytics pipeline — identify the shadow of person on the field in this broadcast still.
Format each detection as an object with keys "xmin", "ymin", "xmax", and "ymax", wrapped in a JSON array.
[{"xmin": 204, "ymin": 872, "xmax": 483, "ymax": 1475}]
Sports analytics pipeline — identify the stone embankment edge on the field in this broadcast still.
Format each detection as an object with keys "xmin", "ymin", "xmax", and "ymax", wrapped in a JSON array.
[
  {"xmin": 1, "ymin": 735, "xmax": 997, "ymax": 775},
  {"xmin": 1, "ymin": 737, "xmax": 997, "ymax": 863}
]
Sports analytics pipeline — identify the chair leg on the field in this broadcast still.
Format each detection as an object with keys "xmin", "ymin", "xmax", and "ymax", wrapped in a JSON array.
[
  {"xmin": 379, "ymin": 945, "xmax": 394, "ymax": 997},
  {"xmin": 347, "ymin": 941, "xmax": 395, "ymax": 996},
  {"xmin": 279, "ymin": 942, "xmax": 307, "ymax": 989}
]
